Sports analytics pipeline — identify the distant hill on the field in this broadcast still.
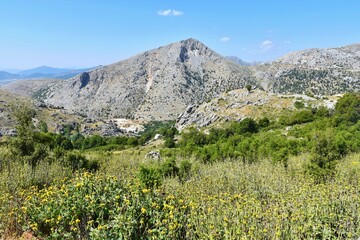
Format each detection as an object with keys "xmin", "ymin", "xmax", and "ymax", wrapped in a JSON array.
[
  {"xmin": 0, "ymin": 66, "xmax": 99, "ymax": 85},
  {"xmin": 0, "ymin": 71, "xmax": 19, "ymax": 81},
  {"xmin": 19, "ymin": 66, "xmax": 72, "ymax": 76},
  {"xmin": 226, "ymin": 56, "xmax": 261, "ymax": 66}
]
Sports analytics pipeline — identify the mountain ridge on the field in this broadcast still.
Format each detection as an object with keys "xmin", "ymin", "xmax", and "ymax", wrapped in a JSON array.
[
  {"xmin": 9, "ymin": 38, "xmax": 360, "ymax": 123},
  {"xmin": 254, "ymin": 43, "xmax": 360, "ymax": 94},
  {"xmin": 0, "ymin": 66, "xmax": 100, "ymax": 86},
  {"xmin": 43, "ymin": 38, "xmax": 256, "ymax": 121}
]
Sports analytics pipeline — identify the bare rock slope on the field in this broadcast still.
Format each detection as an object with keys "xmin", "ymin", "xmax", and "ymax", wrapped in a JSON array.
[
  {"xmin": 43, "ymin": 39, "xmax": 255, "ymax": 121},
  {"xmin": 176, "ymin": 89, "xmax": 340, "ymax": 130},
  {"xmin": 1, "ymin": 79, "xmax": 61, "ymax": 97},
  {"xmin": 255, "ymin": 43, "xmax": 360, "ymax": 95}
]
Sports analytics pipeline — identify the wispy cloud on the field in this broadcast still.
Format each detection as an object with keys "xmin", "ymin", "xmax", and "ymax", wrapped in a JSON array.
[
  {"xmin": 260, "ymin": 40, "xmax": 273, "ymax": 51},
  {"xmin": 157, "ymin": 9, "xmax": 184, "ymax": 16},
  {"xmin": 220, "ymin": 36, "xmax": 230, "ymax": 42},
  {"xmin": 244, "ymin": 40, "xmax": 275, "ymax": 55}
]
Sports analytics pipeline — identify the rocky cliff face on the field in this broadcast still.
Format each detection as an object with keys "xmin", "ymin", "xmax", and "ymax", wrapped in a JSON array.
[
  {"xmin": 254, "ymin": 43, "xmax": 360, "ymax": 95},
  {"xmin": 43, "ymin": 39, "xmax": 255, "ymax": 121}
]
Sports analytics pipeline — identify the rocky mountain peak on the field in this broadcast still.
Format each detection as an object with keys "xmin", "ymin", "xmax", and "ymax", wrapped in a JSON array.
[
  {"xmin": 42, "ymin": 39, "xmax": 255, "ymax": 121},
  {"xmin": 37, "ymin": 39, "xmax": 360, "ymax": 123}
]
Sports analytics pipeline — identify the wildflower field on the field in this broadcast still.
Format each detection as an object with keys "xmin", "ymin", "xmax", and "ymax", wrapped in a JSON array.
[{"xmin": 1, "ymin": 152, "xmax": 360, "ymax": 239}]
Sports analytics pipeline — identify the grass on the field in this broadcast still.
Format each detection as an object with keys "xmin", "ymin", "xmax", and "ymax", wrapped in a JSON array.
[{"xmin": 2, "ymin": 144, "xmax": 360, "ymax": 239}]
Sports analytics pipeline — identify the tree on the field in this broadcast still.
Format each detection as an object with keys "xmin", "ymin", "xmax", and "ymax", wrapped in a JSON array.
[
  {"xmin": 39, "ymin": 120, "xmax": 48, "ymax": 133},
  {"xmin": 245, "ymin": 84, "xmax": 252, "ymax": 93},
  {"xmin": 305, "ymin": 130, "xmax": 339, "ymax": 182},
  {"xmin": 164, "ymin": 137, "xmax": 175, "ymax": 148},
  {"xmin": 11, "ymin": 103, "xmax": 49, "ymax": 178},
  {"xmin": 235, "ymin": 118, "xmax": 258, "ymax": 134},
  {"xmin": 335, "ymin": 93, "xmax": 360, "ymax": 124}
]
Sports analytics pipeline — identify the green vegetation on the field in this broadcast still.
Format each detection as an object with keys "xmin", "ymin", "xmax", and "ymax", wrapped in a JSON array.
[
  {"xmin": 0, "ymin": 93, "xmax": 360, "ymax": 239},
  {"xmin": 294, "ymin": 100, "xmax": 305, "ymax": 109}
]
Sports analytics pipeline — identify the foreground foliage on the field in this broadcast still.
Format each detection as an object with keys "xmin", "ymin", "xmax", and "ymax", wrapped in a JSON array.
[
  {"xmin": 0, "ymin": 93, "xmax": 360, "ymax": 239},
  {"xmin": 2, "ymin": 155, "xmax": 360, "ymax": 239}
]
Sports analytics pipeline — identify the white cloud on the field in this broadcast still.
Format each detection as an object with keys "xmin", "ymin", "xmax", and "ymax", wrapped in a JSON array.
[
  {"xmin": 284, "ymin": 40, "xmax": 291, "ymax": 44},
  {"xmin": 220, "ymin": 36, "xmax": 230, "ymax": 42},
  {"xmin": 172, "ymin": 10, "xmax": 184, "ymax": 16},
  {"xmin": 260, "ymin": 40, "xmax": 273, "ymax": 51},
  {"xmin": 261, "ymin": 40, "xmax": 272, "ymax": 47},
  {"xmin": 157, "ymin": 9, "xmax": 184, "ymax": 16}
]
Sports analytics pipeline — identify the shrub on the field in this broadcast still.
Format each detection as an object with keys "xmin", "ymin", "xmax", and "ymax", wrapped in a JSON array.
[
  {"xmin": 288, "ymin": 110, "xmax": 314, "ymax": 125},
  {"xmin": 160, "ymin": 157, "xmax": 179, "ymax": 177},
  {"xmin": 335, "ymin": 93, "xmax": 360, "ymax": 124},
  {"xmin": 60, "ymin": 139, "xmax": 73, "ymax": 150},
  {"xmin": 64, "ymin": 152, "xmax": 97, "ymax": 172},
  {"xmin": 294, "ymin": 101, "xmax": 305, "ymax": 109},
  {"xmin": 179, "ymin": 160, "xmax": 192, "ymax": 182},
  {"xmin": 163, "ymin": 137, "xmax": 176, "ymax": 148},
  {"xmin": 305, "ymin": 130, "xmax": 339, "ymax": 182},
  {"xmin": 138, "ymin": 165, "xmax": 163, "ymax": 189},
  {"xmin": 271, "ymin": 147, "xmax": 289, "ymax": 169},
  {"xmin": 258, "ymin": 117, "xmax": 270, "ymax": 129}
]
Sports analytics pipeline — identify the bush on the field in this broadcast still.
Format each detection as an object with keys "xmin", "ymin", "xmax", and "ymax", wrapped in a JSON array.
[
  {"xmin": 60, "ymin": 139, "xmax": 73, "ymax": 150},
  {"xmin": 294, "ymin": 101, "xmax": 305, "ymax": 109},
  {"xmin": 258, "ymin": 117, "xmax": 270, "ymax": 129},
  {"xmin": 235, "ymin": 118, "xmax": 258, "ymax": 134},
  {"xmin": 288, "ymin": 110, "xmax": 314, "ymax": 125},
  {"xmin": 271, "ymin": 147, "xmax": 289, "ymax": 169},
  {"xmin": 138, "ymin": 165, "xmax": 163, "ymax": 189},
  {"xmin": 335, "ymin": 93, "xmax": 360, "ymax": 124},
  {"xmin": 179, "ymin": 160, "xmax": 192, "ymax": 182},
  {"xmin": 64, "ymin": 152, "xmax": 98, "ymax": 173},
  {"xmin": 163, "ymin": 137, "xmax": 176, "ymax": 148},
  {"xmin": 160, "ymin": 157, "xmax": 179, "ymax": 177},
  {"xmin": 305, "ymin": 130, "xmax": 339, "ymax": 182}
]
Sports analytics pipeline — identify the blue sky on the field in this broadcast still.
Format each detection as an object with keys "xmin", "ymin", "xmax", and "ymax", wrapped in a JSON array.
[{"xmin": 1, "ymin": 0, "xmax": 360, "ymax": 69}]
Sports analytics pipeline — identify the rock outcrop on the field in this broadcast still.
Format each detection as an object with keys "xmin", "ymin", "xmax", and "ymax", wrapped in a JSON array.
[{"xmin": 176, "ymin": 89, "xmax": 340, "ymax": 130}]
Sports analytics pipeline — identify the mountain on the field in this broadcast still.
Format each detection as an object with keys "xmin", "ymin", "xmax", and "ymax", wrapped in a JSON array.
[
  {"xmin": 18, "ymin": 66, "xmax": 100, "ymax": 79},
  {"xmin": 0, "ymin": 66, "xmax": 100, "ymax": 86},
  {"xmin": 226, "ymin": 56, "xmax": 261, "ymax": 66},
  {"xmin": 1, "ymin": 78, "xmax": 62, "ymax": 97},
  {"xmin": 43, "ymin": 38, "xmax": 256, "ymax": 121},
  {"xmin": 19, "ymin": 66, "xmax": 72, "ymax": 76},
  {"xmin": 0, "ymin": 71, "xmax": 19, "ymax": 81},
  {"xmin": 254, "ymin": 43, "xmax": 360, "ymax": 95},
  {"xmin": 21, "ymin": 66, "xmax": 101, "ymax": 79}
]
